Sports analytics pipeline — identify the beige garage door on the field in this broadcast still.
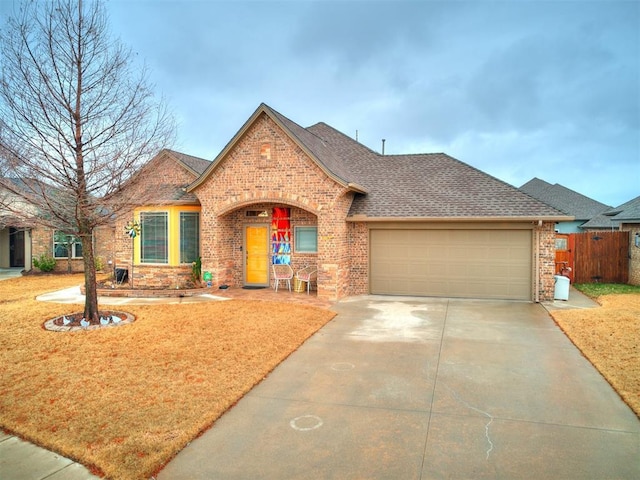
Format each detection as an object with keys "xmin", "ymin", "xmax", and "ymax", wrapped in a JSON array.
[{"xmin": 370, "ymin": 229, "xmax": 532, "ymax": 300}]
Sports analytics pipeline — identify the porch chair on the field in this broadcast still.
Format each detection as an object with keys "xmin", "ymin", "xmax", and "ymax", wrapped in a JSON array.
[
  {"xmin": 272, "ymin": 264, "xmax": 293, "ymax": 292},
  {"xmin": 295, "ymin": 265, "xmax": 317, "ymax": 295}
]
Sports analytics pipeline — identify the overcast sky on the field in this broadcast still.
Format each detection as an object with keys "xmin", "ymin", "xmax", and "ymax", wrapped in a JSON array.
[{"xmin": 2, "ymin": 1, "xmax": 638, "ymax": 207}]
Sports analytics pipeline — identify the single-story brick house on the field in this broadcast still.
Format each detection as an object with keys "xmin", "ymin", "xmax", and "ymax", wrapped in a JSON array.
[
  {"xmin": 0, "ymin": 178, "xmax": 113, "ymax": 273},
  {"xmin": 114, "ymin": 103, "xmax": 569, "ymax": 302}
]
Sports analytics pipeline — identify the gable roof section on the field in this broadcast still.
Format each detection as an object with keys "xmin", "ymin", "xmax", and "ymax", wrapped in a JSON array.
[
  {"xmin": 188, "ymin": 104, "xmax": 367, "ymax": 193},
  {"xmin": 134, "ymin": 149, "xmax": 210, "ymax": 205},
  {"xmin": 519, "ymin": 177, "xmax": 553, "ymax": 198},
  {"xmin": 306, "ymin": 123, "xmax": 566, "ymax": 220},
  {"xmin": 165, "ymin": 149, "xmax": 211, "ymax": 175},
  {"xmin": 520, "ymin": 178, "xmax": 610, "ymax": 220}
]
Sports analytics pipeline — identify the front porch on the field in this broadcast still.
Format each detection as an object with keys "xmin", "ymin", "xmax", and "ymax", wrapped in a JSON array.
[
  {"xmin": 202, "ymin": 203, "xmax": 323, "ymax": 295},
  {"xmin": 214, "ymin": 285, "xmax": 333, "ymax": 309},
  {"xmin": 88, "ymin": 281, "xmax": 333, "ymax": 309}
]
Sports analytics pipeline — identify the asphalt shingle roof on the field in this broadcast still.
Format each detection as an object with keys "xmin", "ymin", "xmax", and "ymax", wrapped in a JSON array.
[
  {"xmin": 166, "ymin": 150, "xmax": 211, "ymax": 175},
  {"xmin": 520, "ymin": 177, "xmax": 611, "ymax": 219},
  {"xmin": 610, "ymin": 195, "xmax": 640, "ymax": 222},
  {"xmin": 581, "ymin": 195, "xmax": 640, "ymax": 229},
  {"xmin": 305, "ymin": 123, "xmax": 564, "ymax": 218},
  {"xmin": 189, "ymin": 104, "xmax": 569, "ymax": 219},
  {"xmin": 134, "ymin": 150, "xmax": 211, "ymax": 205}
]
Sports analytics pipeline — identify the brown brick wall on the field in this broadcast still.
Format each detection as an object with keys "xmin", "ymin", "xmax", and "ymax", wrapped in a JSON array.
[
  {"xmin": 105, "ymin": 115, "xmax": 558, "ymax": 301},
  {"xmin": 622, "ymin": 224, "xmax": 640, "ymax": 285},
  {"xmin": 31, "ymin": 225, "xmax": 114, "ymax": 273},
  {"xmin": 128, "ymin": 264, "xmax": 193, "ymax": 289},
  {"xmin": 348, "ymin": 221, "xmax": 369, "ymax": 295},
  {"xmin": 193, "ymin": 113, "xmax": 353, "ymax": 301},
  {"xmin": 535, "ymin": 221, "xmax": 556, "ymax": 302},
  {"xmin": 31, "ymin": 228, "xmax": 51, "ymax": 262}
]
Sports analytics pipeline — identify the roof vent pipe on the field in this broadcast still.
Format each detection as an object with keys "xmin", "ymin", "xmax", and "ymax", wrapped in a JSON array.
[{"xmin": 381, "ymin": 139, "xmax": 386, "ymax": 155}]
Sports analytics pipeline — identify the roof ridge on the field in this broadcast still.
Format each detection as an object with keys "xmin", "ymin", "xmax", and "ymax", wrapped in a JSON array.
[{"xmin": 307, "ymin": 122, "xmax": 382, "ymax": 157}]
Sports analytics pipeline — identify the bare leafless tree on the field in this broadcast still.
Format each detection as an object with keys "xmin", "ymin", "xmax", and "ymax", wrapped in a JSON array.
[{"xmin": 0, "ymin": 0, "xmax": 175, "ymax": 321}]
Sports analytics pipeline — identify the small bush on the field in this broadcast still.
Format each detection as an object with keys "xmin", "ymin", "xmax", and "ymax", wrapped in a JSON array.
[
  {"xmin": 94, "ymin": 256, "xmax": 105, "ymax": 272},
  {"xmin": 33, "ymin": 253, "xmax": 57, "ymax": 272},
  {"xmin": 191, "ymin": 256, "xmax": 202, "ymax": 285}
]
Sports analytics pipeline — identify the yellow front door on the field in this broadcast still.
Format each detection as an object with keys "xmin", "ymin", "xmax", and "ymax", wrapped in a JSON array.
[{"xmin": 245, "ymin": 225, "xmax": 269, "ymax": 285}]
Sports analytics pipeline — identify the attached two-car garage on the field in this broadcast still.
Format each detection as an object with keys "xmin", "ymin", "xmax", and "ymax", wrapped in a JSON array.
[{"xmin": 369, "ymin": 224, "xmax": 533, "ymax": 301}]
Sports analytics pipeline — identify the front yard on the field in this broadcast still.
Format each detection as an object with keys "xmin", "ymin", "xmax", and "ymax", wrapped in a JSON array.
[
  {"xmin": 550, "ymin": 284, "xmax": 640, "ymax": 417},
  {"xmin": 1, "ymin": 276, "xmax": 638, "ymax": 479},
  {"xmin": 0, "ymin": 274, "xmax": 335, "ymax": 479}
]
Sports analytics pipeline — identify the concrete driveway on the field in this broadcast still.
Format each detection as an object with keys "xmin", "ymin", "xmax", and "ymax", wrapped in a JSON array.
[{"xmin": 159, "ymin": 296, "xmax": 640, "ymax": 479}]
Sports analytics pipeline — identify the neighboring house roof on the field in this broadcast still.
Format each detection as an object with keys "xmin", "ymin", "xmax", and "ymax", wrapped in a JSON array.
[
  {"xmin": 0, "ymin": 177, "xmax": 59, "ymax": 228},
  {"xmin": 519, "ymin": 177, "xmax": 611, "ymax": 220},
  {"xmin": 190, "ymin": 104, "xmax": 568, "ymax": 221},
  {"xmin": 518, "ymin": 177, "xmax": 553, "ymax": 198},
  {"xmin": 580, "ymin": 211, "xmax": 619, "ymax": 230},
  {"xmin": 582, "ymin": 195, "xmax": 640, "ymax": 229},
  {"xmin": 580, "ymin": 195, "xmax": 640, "ymax": 229},
  {"xmin": 608, "ymin": 195, "xmax": 640, "ymax": 222}
]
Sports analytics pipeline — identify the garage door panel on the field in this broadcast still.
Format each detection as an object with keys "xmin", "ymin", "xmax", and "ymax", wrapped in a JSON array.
[{"xmin": 370, "ymin": 229, "xmax": 532, "ymax": 300}]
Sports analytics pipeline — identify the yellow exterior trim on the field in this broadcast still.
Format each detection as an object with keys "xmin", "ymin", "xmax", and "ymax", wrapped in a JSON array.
[{"xmin": 133, "ymin": 206, "xmax": 201, "ymax": 266}]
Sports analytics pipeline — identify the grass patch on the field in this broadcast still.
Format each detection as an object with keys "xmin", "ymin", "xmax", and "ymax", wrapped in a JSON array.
[
  {"xmin": 574, "ymin": 283, "xmax": 640, "ymax": 298},
  {"xmin": 550, "ymin": 292, "xmax": 640, "ymax": 417},
  {"xmin": 0, "ymin": 274, "xmax": 335, "ymax": 479}
]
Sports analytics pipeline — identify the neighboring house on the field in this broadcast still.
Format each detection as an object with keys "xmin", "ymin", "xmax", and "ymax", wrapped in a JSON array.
[
  {"xmin": 117, "ymin": 104, "xmax": 569, "ymax": 302},
  {"xmin": 580, "ymin": 196, "xmax": 640, "ymax": 232},
  {"xmin": 594, "ymin": 196, "xmax": 640, "ymax": 285},
  {"xmin": 0, "ymin": 206, "xmax": 32, "ymax": 271},
  {"xmin": 0, "ymin": 178, "xmax": 40, "ymax": 271},
  {"xmin": 0, "ymin": 178, "xmax": 113, "ymax": 273},
  {"xmin": 520, "ymin": 178, "xmax": 611, "ymax": 233}
]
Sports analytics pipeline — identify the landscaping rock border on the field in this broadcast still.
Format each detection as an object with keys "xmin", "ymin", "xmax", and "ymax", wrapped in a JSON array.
[{"xmin": 43, "ymin": 311, "xmax": 135, "ymax": 332}]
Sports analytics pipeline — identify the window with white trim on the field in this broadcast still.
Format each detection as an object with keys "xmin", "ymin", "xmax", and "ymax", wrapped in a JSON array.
[{"xmin": 53, "ymin": 231, "xmax": 83, "ymax": 258}]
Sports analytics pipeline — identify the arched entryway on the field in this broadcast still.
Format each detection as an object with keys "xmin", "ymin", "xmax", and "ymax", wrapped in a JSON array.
[{"xmin": 216, "ymin": 203, "xmax": 318, "ymax": 290}]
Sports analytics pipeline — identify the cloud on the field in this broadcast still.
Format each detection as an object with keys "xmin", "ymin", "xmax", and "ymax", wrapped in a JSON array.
[{"xmin": 2, "ymin": 0, "xmax": 637, "ymax": 206}]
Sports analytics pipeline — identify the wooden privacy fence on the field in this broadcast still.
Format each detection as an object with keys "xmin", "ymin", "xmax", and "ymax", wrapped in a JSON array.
[{"xmin": 572, "ymin": 231, "xmax": 629, "ymax": 284}]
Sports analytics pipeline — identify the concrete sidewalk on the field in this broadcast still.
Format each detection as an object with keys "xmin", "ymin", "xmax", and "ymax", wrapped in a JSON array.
[
  {"xmin": 0, "ymin": 267, "xmax": 23, "ymax": 281},
  {"xmin": 0, "ymin": 432, "xmax": 99, "ymax": 480}
]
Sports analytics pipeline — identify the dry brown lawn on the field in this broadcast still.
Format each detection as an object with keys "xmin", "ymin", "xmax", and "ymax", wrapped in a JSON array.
[
  {"xmin": 550, "ymin": 293, "xmax": 640, "ymax": 417},
  {"xmin": 0, "ymin": 274, "xmax": 335, "ymax": 479}
]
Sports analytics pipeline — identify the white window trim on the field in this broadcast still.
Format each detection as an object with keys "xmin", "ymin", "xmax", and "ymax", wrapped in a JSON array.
[{"xmin": 53, "ymin": 232, "xmax": 83, "ymax": 259}]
